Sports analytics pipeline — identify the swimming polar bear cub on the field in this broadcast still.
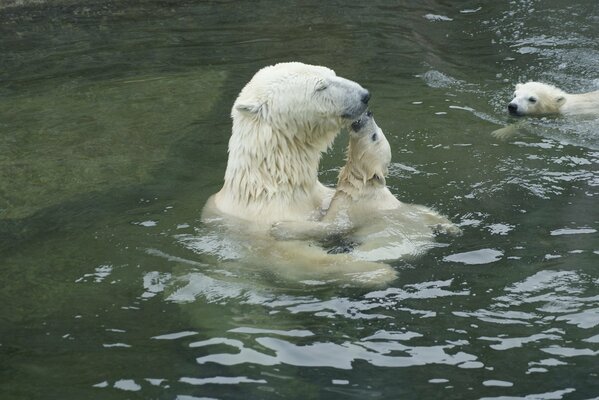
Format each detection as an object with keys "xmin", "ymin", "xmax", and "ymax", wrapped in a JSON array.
[
  {"xmin": 202, "ymin": 62, "xmax": 370, "ymax": 226},
  {"xmin": 272, "ymin": 111, "xmax": 461, "ymax": 261},
  {"xmin": 508, "ymin": 81, "xmax": 599, "ymax": 116}
]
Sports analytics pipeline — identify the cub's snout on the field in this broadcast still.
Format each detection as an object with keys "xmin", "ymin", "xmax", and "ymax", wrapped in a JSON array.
[{"xmin": 351, "ymin": 110, "xmax": 373, "ymax": 132}]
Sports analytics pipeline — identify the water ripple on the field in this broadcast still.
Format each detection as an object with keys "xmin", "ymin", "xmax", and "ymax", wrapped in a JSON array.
[{"xmin": 191, "ymin": 332, "xmax": 478, "ymax": 370}]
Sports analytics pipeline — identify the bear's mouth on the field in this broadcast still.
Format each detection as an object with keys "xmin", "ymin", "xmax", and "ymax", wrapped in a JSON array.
[
  {"xmin": 350, "ymin": 110, "xmax": 372, "ymax": 131},
  {"xmin": 342, "ymin": 108, "xmax": 366, "ymax": 121},
  {"xmin": 342, "ymin": 96, "xmax": 369, "ymax": 121},
  {"xmin": 350, "ymin": 118, "xmax": 364, "ymax": 131}
]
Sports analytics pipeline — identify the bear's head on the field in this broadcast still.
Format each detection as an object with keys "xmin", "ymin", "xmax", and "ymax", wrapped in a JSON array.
[
  {"xmin": 508, "ymin": 81, "xmax": 566, "ymax": 116},
  {"xmin": 232, "ymin": 62, "xmax": 370, "ymax": 147},
  {"xmin": 346, "ymin": 110, "xmax": 391, "ymax": 186}
]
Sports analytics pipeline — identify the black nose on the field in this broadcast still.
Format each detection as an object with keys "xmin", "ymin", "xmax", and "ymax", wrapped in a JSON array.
[
  {"xmin": 508, "ymin": 103, "xmax": 518, "ymax": 113},
  {"xmin": 361, "ymin": 90, "xmax": 370, "ymax": 104}
]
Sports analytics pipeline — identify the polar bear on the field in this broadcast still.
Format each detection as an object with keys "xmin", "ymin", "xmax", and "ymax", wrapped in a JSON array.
[
  {"xmin": 202, "ymin": 62, "xmax": 370, "ymax": 226},
  {"xmin": 508, "ymin": 81, "xmax": 599, "ymax": 116},
  {"xmin": 198, "ymin": 63, "xmax": 398, "ymax": 285},
  {"xmin": 271, "ymin": 111, "xmax": 460, "ymax": 261}
]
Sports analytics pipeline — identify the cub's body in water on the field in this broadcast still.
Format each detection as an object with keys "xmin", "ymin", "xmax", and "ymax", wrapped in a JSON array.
[{"xmin": 272, "ymin": 111, "xmax": 460, "ymax": 261}]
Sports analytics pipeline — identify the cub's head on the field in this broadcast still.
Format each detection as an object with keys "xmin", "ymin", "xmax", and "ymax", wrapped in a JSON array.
[
  {"xmin": 347, "ymin": 111, "xmax": 391, "ymax": 185},
  {"xmin": 508, "ymin": 81, "xmax": 566, "ymax": 116},
  {"xmin": 232, "ymin": 62, "xmax": 370, "ymax": 145}
]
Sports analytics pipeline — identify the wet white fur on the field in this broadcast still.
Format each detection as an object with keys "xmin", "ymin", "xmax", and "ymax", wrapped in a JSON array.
[
  {"xmin": 509, "ymin": 81, "xmax": 599, "ymax": 116},
  {"xmin": 272, "ymin": 114, "xmax": 460, "ymax": 261},
  {"xmin": 203, "ymin": 62, "xmax": 369, "ymax": 225},
  {"xmin": 200, "ymin": 63, "xmax": 397, "ymax": 285}
]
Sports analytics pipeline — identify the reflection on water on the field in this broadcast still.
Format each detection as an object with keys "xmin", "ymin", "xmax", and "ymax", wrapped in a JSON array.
[
  {"xmin": 191, "ymin": 328, "xmax": 477, "ymax": 370},
  {"xmin": 1, "ymin": 0, "xmax": 599, "ymax": 399}
]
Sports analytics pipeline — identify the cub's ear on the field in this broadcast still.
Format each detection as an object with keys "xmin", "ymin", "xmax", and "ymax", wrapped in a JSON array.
[
  {"xmin": 515, "ymin": 83, "xmax": 523, "ymax": 90},
  {"xmin": 235, "ymin": 101, "xmax": 263, "ymax": 115},
  {"xmin": 556, "ymin": 96, "xmax": 566, "ymax": 104}
]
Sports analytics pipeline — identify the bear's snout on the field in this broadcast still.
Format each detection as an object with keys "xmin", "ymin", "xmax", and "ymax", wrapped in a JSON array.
[
  {"xmin": 351, "ymin": 110, "xmax": 372, "ymax": 132},
  {"xmin": 361, "ymin": 90, "xmax": 371, "ymax": 105},
  {"xmin": 508, "ymin": 102, "xmax": 519, "ymax": 115},
  {"xmin": 351, "ymin": 118, "xmax": 364, "ymax": 132}
]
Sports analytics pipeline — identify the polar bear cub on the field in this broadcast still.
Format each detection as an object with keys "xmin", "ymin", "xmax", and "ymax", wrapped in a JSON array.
[
  {"xmin": 272, "ymin": 111, "xmax": 460, "ymax": 261},
  {"xmin": 508, "ymin": 81, "xmax": 599, "ymax": 116},
  {"xmin": 203, "ymin": 62, "xmax": 370, "ymax": 226}
]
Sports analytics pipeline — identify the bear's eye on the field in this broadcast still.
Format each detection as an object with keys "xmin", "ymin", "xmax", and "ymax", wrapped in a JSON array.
[
  {"xmin": 528, "ymin": 97, "xmax": 537, "ymax": 103},
  {"xmin": 315, "ymin": 82, "xmax": 329, "ymax": 92},
  {"xmin": 371, "ymin": 133, "xmax": 378, "ymax": 141}
]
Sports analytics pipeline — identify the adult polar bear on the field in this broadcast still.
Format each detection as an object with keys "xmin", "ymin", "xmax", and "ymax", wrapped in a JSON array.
[
  {"xmin": 202, "ymin": 62, "xmax": 370, "ymax": 225},
  {"xmin": 200, "ymin": 62, "xmax": 399, "ymax": 284}
]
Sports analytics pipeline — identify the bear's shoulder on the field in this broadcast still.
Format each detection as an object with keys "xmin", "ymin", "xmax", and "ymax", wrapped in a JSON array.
[{"xmin": 560, "ymin": 90, "xmax": 599, "ymax": 115}]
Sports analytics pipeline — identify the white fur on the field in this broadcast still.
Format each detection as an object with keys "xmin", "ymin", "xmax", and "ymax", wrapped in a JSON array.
[
  {"xmin": 271, "ymin": 112, "xmax": 460, "ymax": 261},
  {"xmin": 509, "ymin": 81, "xmax": 599, "ymax": 116},
  {"xmin": 199, "ymin": 63, "xmax": 397, "ymax": 285},
  {"xmin": 203, "ymin": 62, "xmax": 369, "ymax": 225}
]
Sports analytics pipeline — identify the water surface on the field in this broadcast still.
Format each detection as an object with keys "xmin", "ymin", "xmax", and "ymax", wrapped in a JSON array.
[{"xmin": 1, "ymin": 1, "xmax": 598, "ymax": 399}]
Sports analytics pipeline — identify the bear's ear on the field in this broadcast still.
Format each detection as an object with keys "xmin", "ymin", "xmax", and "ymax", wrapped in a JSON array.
[
  {"xmin": 515, "ymin": 83, "xmax": 523, "ymax": 90},
  {"xmin": 235, "ymin": 101, "xmax": 263, "ymax": 115},
  {"xmin": 556, "ymin": 96, "xmax": 566, "ymax": 104}
]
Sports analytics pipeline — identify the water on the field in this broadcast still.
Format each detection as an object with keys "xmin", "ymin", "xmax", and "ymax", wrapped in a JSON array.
[{"xmin": 1, "ymin": 0, "xmax": 598, "ymax": 398}]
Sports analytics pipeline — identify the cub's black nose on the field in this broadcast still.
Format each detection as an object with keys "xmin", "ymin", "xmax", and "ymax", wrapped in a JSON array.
[
  {"xmin": 508, "ymin": 103, "xmax": 518, "ymax": 113},
  {"xmin": 361, "ymin": 90, "xmax": 370, "ymax": 104}
]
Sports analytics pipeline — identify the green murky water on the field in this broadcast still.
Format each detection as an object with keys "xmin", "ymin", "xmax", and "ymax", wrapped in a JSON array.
[{"xmin": 1, "ymin": 1, "xmax": 598, "ymax": 399}]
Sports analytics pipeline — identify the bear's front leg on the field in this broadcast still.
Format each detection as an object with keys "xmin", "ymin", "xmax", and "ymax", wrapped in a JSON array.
[
  {"xmin": 409, "ymin": 205, "xmax": 462, "ymax": 237},
  {"xmin": 270, "ymin": 220, "xmax": 345, "ymax": 241}
]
